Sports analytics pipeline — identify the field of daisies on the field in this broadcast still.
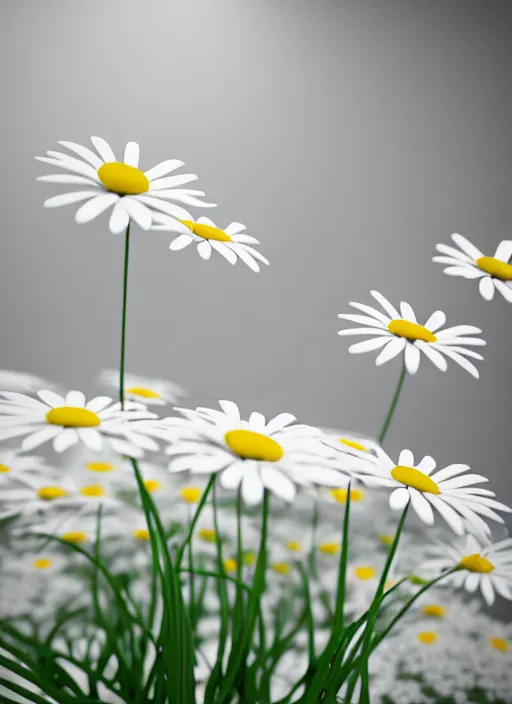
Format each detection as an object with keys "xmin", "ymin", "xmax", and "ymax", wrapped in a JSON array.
[{"xmin": 0, "ymin": 136, "xmax": 511, "ymax": 704}]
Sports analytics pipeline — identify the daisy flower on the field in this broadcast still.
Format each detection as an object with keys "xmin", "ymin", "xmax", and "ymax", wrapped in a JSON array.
[
  {"xmin": 0, "ymin": 474, "xmax": 76, "ymax": 521},
  {"xmin": 153, "ymin": 215, "xmax": 269, "ymax": 272},
  {"xmin": 0, "ymin": 390, "xmax": 158, "ymax": 456},
  {"xmin": 337, "ymin": 290, "xmax": 485, "ymax": 377},
  {"xmin": 433, "ymin": 233, "xmax": 512, "ymax": 302},
  {"xmin": 356, "ymin": 448, "xmax": 511, "ymax": 537},
  {"xmin": 36, "ymin": 137, "xmax": 215, "ymax": 234},
  {"xmin": 97, "ymin": 369, "xmax": 186, "ymax": 406},
  {"xmin": 164, "ymin": 400, "xmax": 347, "ymax": 506},
  {"xmin": 421, "ymin": 534, "xmax": 512, "ymax": 606}
]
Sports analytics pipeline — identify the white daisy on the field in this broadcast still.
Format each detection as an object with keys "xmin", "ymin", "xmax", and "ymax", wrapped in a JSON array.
[
  {"xmin": 421, "ymin": 534, "xmax": 512, "ymax": 606},
  {"xmin": 0, "ymin": 474, "xmax": 77, "ymax": 521},
  {"xmin": 97, "ymin": 369, "xmax": 186, "ymax": 406},
  {"xmin": 433, "ymin": 233, "xmax": 512, "ymax": 302},
  {"xmin": 355, "ymin": 448, "xmax": 511, "ymax": 537},
  {"xmin": 337, "ymin": 290, "xmax": 485, "ymax": 377},
  {"xmin": 0, "ymin": 449, "xmax": 48, "ymax": 483},
  {"xmin": 164, "ymin": 400, "xmax": 347, "ymax": 505},
  {"xmin": 153, "ymin": 216, "xmax": 269, "ymax": 272},
  {"xmin": 0, "ymin": 390, "xmax": 158, "ymax": 456},
  {"xmin": 36, "ymin": 137, "xmax": 215, "ymax": 235}
]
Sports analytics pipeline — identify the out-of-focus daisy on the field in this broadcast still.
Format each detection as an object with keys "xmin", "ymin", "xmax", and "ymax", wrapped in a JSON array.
[
  {"xmin": 0, "ymin": 474, "xmax": 75, "ymax": 521},
  {"xmin": 421, "ymin": 534, "xmax": 512, "ymax": 606},
  {"xmin": 153, "ymin": 216, "xmax": 269, "ymax": 272},
  {"xmin": 0, "ymin": 449, "xmax": 48, "ymax": 483},
  {"xmin": 337, "ymin": 290, "xmax": 485, "ymax": 377},
  {"xmin": 97, "ymin": 369, "xmax": 186, "ymax": 406},
  {"xmin": 0, "ymin": 390, "xmax": 158, "ymax": 456},
  {"xmin": 356, "ymin": 448, "xmax": 511, "ymax": 537},
  {"xmin": 36, "ymin": 137, "xmax": 215, "ymax": 234},
  {"xmin": 165, "ymin": 400, "xmax": 347, "ymax": 506},
  {"xmin": 434, "ymin": 234, "xmax": 512, "ymax": 303}
]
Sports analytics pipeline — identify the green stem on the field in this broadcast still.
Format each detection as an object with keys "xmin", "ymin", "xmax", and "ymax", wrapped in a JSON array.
[
  {"xmin": 378, "ymin": 360, "xmax": 406, "ymax": 444},
  {"xmin": 119, "ymin": 223, "xmax": 131, "ymax": 409},
  {"xmin": 176, "ymin": 475, "xmax": 215, "ymax": 570}
]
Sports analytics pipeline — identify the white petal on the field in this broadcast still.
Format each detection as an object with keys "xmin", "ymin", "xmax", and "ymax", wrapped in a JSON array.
[
  {"xmin": 218, "ymin": 400, "xmax": 240, "ymax": 421},
  {"xmin": 53, "ymin": 429, "xmax": 78, "ymax": 453},
  {"xmin": 224, "ymin": 222, "xmax": 247, "ymax": 236},
  {"xmin": 264, "ymin": 414, "xmax": 296, "ymax": 436},
  {"xmin": 370, "ymin": 291, "xmax": 400, "ymax": 319},
  {"xmin": 219, "ymin": 461, "xmax": 245, "ymax": 490},
  {"xmin": 197, "ymin": 240, "xmax": 212, "ymax": 260},
  {"xmin": 65, "ymin": 391, "xmax": 86, "ymax": 407},
  {"xmin": 398, "ymin": 449, "xmax": 414, "ymax": 466},
  {"xmin": 494, "ymin": 280, "xmax": 512, "ymax": 303},
  {"xmin": 464, "ymin": 573, "xmax": 481, "ymax": 593},
  {"xmin": 144, "ymin": 159, "xmax": 185, "ymax": 181},
  {"xmin": 231, "ymin": 234, "xmax": 259, "ymax": 245},
  {"xmin": 229, "ymin": 243, "xmax": 259, "ymax": 272},
  {"xmin": 123, "ymin": 142, "xmax": 139, "ymax": 168},
  {"xmin": 210, "ymin": 241, "xmax": 237, "ymax": 265},
  {"xmin": 443, "ymin": 266, "xmax": 486, "ymax": 279},
  {"xmin": 494, "ymin": 240, "xmax": 512, "ymax": 262},
  {"xmin": 77, "ymin": 428, "xmax": 103, "ymax": 451},
  {"xmin": 22, "ymin": 426, "xmax": 61, "ymax": 451},
  {"xmin": 409, "ymin": 489, "xmax": 435, "ymax": 525},
  {"xmin": 122, "ymin": 198, "xmax": 152, "ymax": 230},
  {"xmin": 440, "ymin": 473, "xmax": 488, "ymax": 489},
  {"xmin": 90, "ymin": 136, "xmax": 116, "ymax": 163},
  {"xmin": 479, "ymin": 276, "xmax": 495, "ymax": 301},
  {"xmin": 424, "ymin": 310, "xmax": 446, "ymax": 332},
  {"xmin": 430, "ymin": 464, "xmax": 471, "ymax": 483},
  {"xmin": 248, "ymin": 412, "xmax": 265, "ymax": 430},
  {"xmin": 337, "ymin": 314, "xmax": 387, "ymax": 329},
  {"xmin": 260, "ymin": 467, "xmax": 296, "ymax": 502},
  {"xmin": 375, "ymin": 338, "xmax": 406, "ymax": 366},
  {"xmin": 109, "ymin": 201, "xmax": 130, "ymax": 234},
  {"xmin": 436, "ymin": 345, "xmax": 483, "ymax": 360},
  {"xmin": 416, "ymin": 456, "xmax": 436, "ymax": 475},
  {"xmin": 436, "ymin": 347, "xmax": 480, "ymax": 378},
  {"xmin": 38, "ymin": 174, "xmax": 99, "ymax": 186},
  {"xmin": 170, "ymin": 234, "xmax": 193, "ymax": 251},
  {"xmin": 37, "ymin": 390, "xmax": 65, "ymax": 408},
  {"xmin": 480, "ymin": 574, "xmax": 495, "ymax": 606},
  {"xmin": 415, "ymin": 341, "xmax": 447, "ymax": 371},
  {"xmin": 348, "ymin": 301, "xmax": 390, "ymax": 326},
  {"xmin": 149, "ymin": 174, "xmax": 198, "ymax": 191},
  {"xmin": 348, "ymin": 337, "xmax": 390, "ymax": 354},
  {"xmin": 404, "ymin": 343, "xmax": 421, "ymax": 375},
  {"xmin": 137, "ymin": 195, "xmax": 192, "ymax": 220},
  {"xmin": 399, "ymin": 301, "xmax": 417, "ymax": 322},
  {"xmin": 425, "ymin": 494, "xmax": 464, "ymax": 535},
  {"xmin": 44, "ymin": 191, "xmax": 99, "ymax": 208},
  {"xmin": 241, "ymin": 466, "xmax": 264, "ymax": 506},
  {"xmin": 74, "ymin": 193, "xmax": 118, "ymax": 224},
  {"xmin": 338, "ymin": 328, "xmax": 392, "ymax": 337},
  {"xmin": 86, "ymin": 396, "xmax": 113, "ymax": 413},
  {"xmin": 451, "ymin": 233, "xmax": 483, "ymax": 260},
  {"xmin": 435, "ymin": 243, "xmax": 475, "ymax": 263},
  {"xmin": 197, "ymin": 217, "xmax": 216, "ymax": 227},
  {"xmin": 389, "ymin": 488, "xmax": 410, "ymax": 511},
  {"xmin": 0, "ymin": 392, "xmax": 48, "ymax": 409},
  {"xmin": 58, "ymin": 141, "xmax": 104, "ymax": 168},
  {"xmin": 435, "ymin": 325, "xmax": 482, "ymax": 337}
]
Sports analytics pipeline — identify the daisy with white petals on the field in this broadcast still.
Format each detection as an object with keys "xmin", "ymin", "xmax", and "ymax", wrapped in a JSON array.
[
  {"xmin": 153, "ymin": 216, "xmax": 269, "ymax": 272},
  {"xmin": 338, "ymin": 290, "xmax": 485, "ymax": 377},
  {"xmin": 434, "ymin": 233, "xmax": 512, "ymax": 302},
  {"xmin": 36, "ymin": 137, "xmax": 215, "ymax": 234},
  {"xmin": 356, "ymin": 448, "xmax": 511, "ymax": 537},
  {"xmin": 0, "ymin": 390, "xmax": 157, "ymax": 456},
  {"xmin": 164, "ymin": 400, "xmax": 346, "ymax": 505},
  {"xmin": 421, "ymin": 534, "xmax": 512, "ymax": 606}
]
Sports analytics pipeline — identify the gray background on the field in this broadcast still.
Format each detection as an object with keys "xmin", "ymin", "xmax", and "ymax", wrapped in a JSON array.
[{"xmin": 1, "ymin": 0, "xmax": 511, "ymax": 521}]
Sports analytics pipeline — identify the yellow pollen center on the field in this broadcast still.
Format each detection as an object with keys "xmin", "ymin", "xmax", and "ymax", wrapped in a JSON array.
[
  {"xmin": 318, "ymin": 542, "xmax": 339, "ymax": 555},
  {"xmin": 33, "ymin": 558, "xmax": 52, "ymax": 570},
  {"xmin": 0, "ymin": 464, "xmax": 11, "ymax": 473},
  {"xmin": 489, "ymin": 637, "xmax": 509, "ymax": 653},
  {"xmin": 285, "ymin": 541, "xmax": 302, "ymax": 552},
  {"xmin": 144, "ymin": 480, "xmax": 161, "ymax": 494},
  {"xmin": 391, "ymin": 465, "xmax": 440, "ymax": 494},
  {"xmin": 86, "ymin": 462, "xmax": 115, "ymax": 473},
  {"xmin": 459, "ymin": 553, "xmax": 494, "ymax": 573},
  {"xmin": 423, "ymin": 605, "xmax": 445, "ymax": 618},
  {"xmin": 271, "ymin": 562, "xmax": 290, "ymax": 575},
  {"xmin": 388, "ymin": 319, "xmax": 437, "ymax": 343},
  {"xmin": 223, "ymin": 558, "xmax": 237, "ymax": 573},
  {"xmin": 417, "ymin": 631, "xmax": 437, "ymax": 645},
  {"xmin": 339, "ymin": 438, "xmax": 368, "ymax": 452},
  {"xmin": 80, "ymin": 485, "xmax": 105, "ymax": 498},
  {"xmin": 134, "ymin": 528, "xmax": 150, "ymax": 541},
  {"xmin": 180, "ymin": 487, "xmax": 202, "ymax": 504},
  {"xmin": 180, "ymin": 220, "xmax": 232, "ymax": 242},
  {"xmin": 224, "ymin": 429, "xmax": 284, "ymax": 462},
  {"xmin": 46, "ymin": 407, "xmax": 100, "ymax": 428},
  {"xmin": 243, "ymin": 552, "xmax": 256, "ymax": 566},
  {"xmin": 378, "ymin": 534, "xmax": 395, "ymax": 546},
  {"xmin": 126, "ymin": 386, "xmax": 161, "ymax": 399},
  {"xmin": 97, "ymin": 162, "xmax": 149, "ymax": 195},
  {"xmin": 476, "ymin": 256, "xmax": 512, "ymax": 281},
  {"xmin": 355, "ymin": 566, "xmax": 376, "ymax": 581},
  {"xmin": 330, "ymin": 488, "xmax": 365, "ymax": 504},
  {"xmin": 37, "ymin": 486, "xmax": 68, "ymax": 500},
  {"xmin": 199, "ymin": 528, "xmax": 217, "ymax": 543},
  {"xmin": 62, "ymin": 531, "xmax": 88, "ymax": 544}
]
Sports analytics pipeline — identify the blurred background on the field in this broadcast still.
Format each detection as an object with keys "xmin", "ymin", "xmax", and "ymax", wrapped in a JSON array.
[{"xmin": 0, "ymin": 0, "xmax": 511, "ymax": 523}]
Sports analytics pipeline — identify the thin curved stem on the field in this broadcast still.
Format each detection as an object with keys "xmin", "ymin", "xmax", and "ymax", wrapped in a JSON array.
[
  {"xmin": 378, "ymin": 360, "xmax": 406, "ymax": 444},
  {"xmin": 119, "ymin": 223, "xmax": 131, "ymax": 409}
]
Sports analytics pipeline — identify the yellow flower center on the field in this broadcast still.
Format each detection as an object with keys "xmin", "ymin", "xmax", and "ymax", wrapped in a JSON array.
[
  {"xmin": 459, "ymin": 553, "xmax": 494, "ymax": 573},
  {"xmin": 285, "ymin": 541, "xmax": 302, "ymax": 552},
  {"xmin": 180, "ymin": 220, "xmax": 232, "ymax": 242},
  {"xmin": 224, "ymin": 429, "xmax": 284, "ymax": 462},
  {"xmin": 330, "ymin": 488, "xmax": 365, "ymax": 504},
  {"xmin": 354, "ymin": 566, "xmax": 376, "ymax": 581},
  {"xmin": 223, "ymin": 558, "xmax": 237, "ymax": 573},
  {"xmin": 391, "ymin": 466, "xmax": 440, "ymax": 495},
  {"xmin": 318, "ymin": 542, "xmax": 339, "ymax": 555},
  {"xmin": 37, "ymin": 486, "xmax": 68, "ymax": 500},
  {"xmin": 199, "ymin": 528, "xmax": 217, "ymax": 543},
  {"xmin": 144, "ymin": 480, "xmax": 161, "ymax": 494},
  {"xmin": 0, "ymin": 464, "xmax": 11, "ymax": 473},
  {"xmin": 271, "ymin": 562, "xmax": 290, "ymax": 575},
  {"xmin": 86, "ymin": 462, "xmax": 115, "ymax": 473},
  {"xmin": 423, "ymin": 605, "xmax": 445, "ymax": 618},
  {"xmin": 80, "ymin": 485, "xmax": 105, "ymax": 498},
  {"xmin": 243, "ymin": 552, "xmax": 256, "ymax": 566},
  {"xmin": 62, "ymin": 531, "xmax": 88, "ymax": 544},
  {"xmin": 46, "ymin": 407, "xmax": 100, "ymax": 428},
  {"xmin": 417, "ymin": 631, "xmax": 437, "ymax": 645},
  {"xmin": 33, "ymin": 558, "xmax": 52, "ymax": 570},
  {"xmin": 378, "ymin": 534, "xmax": 395, "ymax": 546},
  {"xmin": 476, "ymin": 256, "xmax": 512, "ymax": 281},
  {"xmin": 339, "ymin": 438, "xmax": 368, "ymax": 452},
  {"xmin": 134, "ymin": 528, "xmax": 150, "ymax": 541},
  {"xmin": 388, "ymin": 319, "xmax": 437, "ymax": 343},
  {"xmin": 180, "ymin": 487, "xmax": 202, "ymax": 504},
  {"xmin": 489, "ymin": 637, "xmax": 509, "ymax": 653},
  {"xmin": 126, "ymin": 386, "xmax": 161, "ymax": 399},
  {"xmin": 97, "ymin": 162, "xmax": 149, "ymax": 195}
]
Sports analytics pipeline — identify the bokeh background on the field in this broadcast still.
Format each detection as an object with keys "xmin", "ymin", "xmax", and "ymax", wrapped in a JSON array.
[{"xmin": 1, "ymin": 0, "xmax": 511, "ymax": 527}]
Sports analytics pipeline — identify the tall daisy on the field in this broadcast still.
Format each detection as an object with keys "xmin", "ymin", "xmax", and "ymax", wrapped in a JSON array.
[
  {"xmin": 164, "ymin": 400, "xmax": 347, "ymax": 505},
  {"xmin": 337, "ymin": 290, "xmax": 485, "ymax": 377},
  {"xmin": 152, "ymin": 216, "xmax": 269, "ymax": 272},
  {"xmin": 354, "ymin": 448, "xmax": 511, "ymax": 537},
  {"xmin": 35, "ymin": 137, "xmax": 215, "ymax": 235},
  {"xmin": 433, "ymin": 234, "xmax": 512, "ymax": 302}
]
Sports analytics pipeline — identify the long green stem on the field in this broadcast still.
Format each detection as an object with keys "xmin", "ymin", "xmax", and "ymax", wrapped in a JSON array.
[
  {"xmin": 119, "ymin": 223, "xmax": 131, "ymax": 409},
  {"xmin": 378, "ymin": 360, "xmax": 406, "ymax": 444}
]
